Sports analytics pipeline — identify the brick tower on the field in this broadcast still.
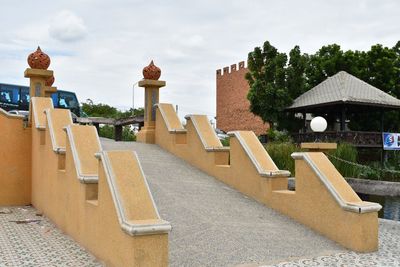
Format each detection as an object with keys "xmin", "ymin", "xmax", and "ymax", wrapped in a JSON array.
[{"xmin": 216, "ymin": 61, "xmax": 268, "ymax": 136}]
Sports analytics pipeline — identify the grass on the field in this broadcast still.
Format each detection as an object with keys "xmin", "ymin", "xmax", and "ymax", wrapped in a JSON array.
[
  {"xmin": 264, "ymin": 142, "xmax": 400, "ymax": 182},
  {"xmin": 265, "ymin": 142, "xmax": 302, "ymax": 175},
  {"xmin": 327, "ymin": 143, "xmax": 359, "ymax": 178},
  {"xmin": 99, "ymin": 125, "xmax": 136, "ymax": 141}
]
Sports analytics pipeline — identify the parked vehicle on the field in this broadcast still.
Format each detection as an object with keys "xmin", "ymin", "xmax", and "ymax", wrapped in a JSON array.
[
  {"xmin": 8, "ymin": 110, "xmax": 29, "ymax": 116},
  {"xmin": 0, "ymin": 83, "xmax": 81, "ymax": 117},
  {"xmin": 215, "ymin": 128, "xmax": 229, "ymax": 140}
]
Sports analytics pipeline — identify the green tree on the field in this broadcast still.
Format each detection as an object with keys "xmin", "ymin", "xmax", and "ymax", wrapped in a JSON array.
[
  {"xmin": 305, "ymin": 44, "xmax": 346, "ymax": 87},
  {"xmin": 81, "ymin": 99, "xmax": 143, "ymax": 141},
  {"xmin": 347, "ymin": 44, "xmax": 400, "ymax": 131},
  {"xmin": 82, "ymin": 99, "xmax": 144, "ymax": 119},
  {"xmin": 81, "ymin": 99, "xmax": 119, "ymax": 118},
  {"xmin": 287, "ymin": 46, "xmax": 308, "ymax": 99},
  {"xmin": 246, "ymin": 40, "xmax": 400, "ymax": 133},
  {"xmin": 279, "ymin": 46, "xmax": 308, "ymax": 132},
  {"xmin": 246, "ymin": 41, "xmax": 290, "ymax": 129}
]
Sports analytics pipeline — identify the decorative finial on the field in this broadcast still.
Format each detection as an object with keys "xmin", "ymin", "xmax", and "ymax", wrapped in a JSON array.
[
  {"xmin": 27, "ymin": 46, "xmax": 51, "ymax": 70},
  {"xmin": 45, "ymin": 75, "xmax": 55, "ymax": 86},
  {"xmin": 142, "ymin": 60, "xmax": 161, "ymax": 80}
]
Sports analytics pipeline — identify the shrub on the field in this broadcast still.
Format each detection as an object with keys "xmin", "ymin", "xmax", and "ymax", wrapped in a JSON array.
[
  {"xmin": 358, "ymin": 162, "xmax": 381, "ymax": 180},
  {"xmin": 328, "ymin": 143, "xmax": 358, "ymax": 178},
  {"xmin": 265, "ymin": 142, "xmax": 301, "ymax": 175},
  {"xmin": 122, "ymin": 126, "xmax": 136, "ymax": 141},
  {"xmin": 220, "ymin": 137, "xmax": 230, "ymax": 147},
  {"xmin": 99, "ymin": 125, "xmax": 114, "ymax": 139},
  {"xmin": 98, "ymin": 125, "xmax": 136, "ymax": 141},
  {"xmin": 267, "ymin": 129, "xmax": 293, "ymax": 143}
]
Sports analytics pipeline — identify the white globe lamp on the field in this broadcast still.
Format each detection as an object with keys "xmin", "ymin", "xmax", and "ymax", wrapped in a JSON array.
[{"xmin": 310, "ymin": 116, "xmax": 327, "ymax": 133}]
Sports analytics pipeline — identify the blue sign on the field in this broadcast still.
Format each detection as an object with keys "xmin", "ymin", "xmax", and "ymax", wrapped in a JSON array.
[{"xmin": 383, "ymin": 133, "xmax": 400, "ymax": 150}]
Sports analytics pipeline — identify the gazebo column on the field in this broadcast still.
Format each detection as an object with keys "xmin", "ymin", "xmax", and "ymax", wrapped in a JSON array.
[
  {"xmin": 340, "ymin": 106, "xmax": 346, "ymax": 131},
  {"xmin": 380, "ymin": 109, "xmax": 384, "ymax": 132}
]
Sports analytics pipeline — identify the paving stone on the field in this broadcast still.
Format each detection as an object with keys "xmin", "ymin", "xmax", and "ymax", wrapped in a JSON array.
[{"xmin": 0, "ymin": 206, "xmax": 102, "ymax": 267}]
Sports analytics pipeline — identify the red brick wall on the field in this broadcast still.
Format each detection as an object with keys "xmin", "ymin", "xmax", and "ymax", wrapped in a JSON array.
[{"xmin": 216, "ymin": 61, "xmax": 268, "ymax": 136}]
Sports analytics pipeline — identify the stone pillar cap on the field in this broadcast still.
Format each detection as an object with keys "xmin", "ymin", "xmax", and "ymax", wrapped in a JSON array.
[
  {"xmin": 138, "ymin": 79, "xmax": 166, "ymax": 88},
  {"xmin": 24, "ymin": 68, "xmax": 53, "ymax": 78}
]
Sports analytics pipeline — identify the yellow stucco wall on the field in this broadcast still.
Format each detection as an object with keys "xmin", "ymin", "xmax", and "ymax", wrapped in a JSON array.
[
  {"xmin": 26, "ymin": 97, "xmax": 170, "ymax": 266},
  {"xmin": 155, "ymin": 103, "xmax": 381, "ymax": 252},
  {"xmin": 0, "ymin": 109, "xmax": 31, "ymax": 205},
  {"xmin": 270, "ymin": 153, "xmax": 378, "ymax": 252}
]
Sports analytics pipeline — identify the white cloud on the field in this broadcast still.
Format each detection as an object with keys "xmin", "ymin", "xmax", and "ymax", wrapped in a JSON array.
[
  {"xmin": 0, "ymin": 0, "xmax": 399, "ymax": 121},
  {"xmin": 49, "ymin": 10, "xmax": 87, "ymax": 42},
  {"xmin": 181, "ymin": 35, "xmax": 205, "ymax": 48}
]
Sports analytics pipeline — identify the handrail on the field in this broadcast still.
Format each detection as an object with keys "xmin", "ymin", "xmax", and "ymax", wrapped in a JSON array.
[
  {"xmin": 155, "ymin": 103, "xmax": 186, "ymax": 133},
  {"xmin": 44, "ymin": 109, "xmax": 73, "ymax": 154},
  {"xmin": 0, "ymin": 108, "xmax": 25, "ymax": 119},
  {"xmin": 95, "ymin": 151, "xmax": 172, "ymax": 236},
  {"xmin": 31, "ymin": 97, "xmax": 53, "ymax": 130},
  {"xmin": 228, "ymin": 131, "xmax": 290, "ymax": 177},
  {"xmin": 64, "ymin": 125, "xmax": 99, "ymax": 184},
  {"xmin": 185, "ymin": 114, "xmax": 226, "ymax": 151},
  {"xmin": 291, "ymin": 152, "xmax": 382, "ymax": 213}
]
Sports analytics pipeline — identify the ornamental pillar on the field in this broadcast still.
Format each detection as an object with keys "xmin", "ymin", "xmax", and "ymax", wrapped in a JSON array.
[
  {"xmin": 24, "ymin": 47, "xmax": 57, "ymax": 124},
  {"xmin": 136, "ymin": 60, "xmax": 165, "ymax": 144}
]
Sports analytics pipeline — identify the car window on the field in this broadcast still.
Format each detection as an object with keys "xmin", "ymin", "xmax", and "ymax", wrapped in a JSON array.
[
  {"xmin": 20, "ymin": 87, "xmax": 30, "ymax": 104},
  {"xmin": 58, "ymin": 91, "xmax": 79, "ymax": 109},
  {"xmin": 0, "ymin": 85, "xmax": 19, "ymax": 104}
]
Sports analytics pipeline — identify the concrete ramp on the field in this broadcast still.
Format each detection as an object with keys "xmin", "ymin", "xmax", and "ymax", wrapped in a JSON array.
[
  {"xmin": 101, "ymin": 139, "xmax": 346, "ymax": 266},
  {"xmin": 154, "ymin": 102, "xmax": 381, "ymax": 252}
]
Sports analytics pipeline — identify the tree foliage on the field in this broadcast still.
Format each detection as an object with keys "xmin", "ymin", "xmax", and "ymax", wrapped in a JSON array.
[
  {"xmin": 246, "ymin": 41, "xmax": 400, "ymax": 132},
  {"xmin": 81, "ymin": 99, "xmax": 144, "ymax": 118},
  {"xmin": 81, "ymin": 99, "xmax": 144, "ymax": 141},
  {"xmin": 246, "ymin": 41, "xmax": 290, "ymax": 128}
]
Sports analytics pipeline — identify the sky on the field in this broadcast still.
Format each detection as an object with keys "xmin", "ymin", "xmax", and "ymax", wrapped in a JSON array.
[{"xmin": 0, "ymin": 0, "xmax": 399, "ymax": 121}]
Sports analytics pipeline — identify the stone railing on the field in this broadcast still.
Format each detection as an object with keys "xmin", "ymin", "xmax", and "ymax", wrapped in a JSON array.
[
  {"xmin": 0, "ymin": 98, "xmax": 170, "ymax": 266},
  {"xmin": 155, "ymin": 103, "xmax": 381, "ymax": 252}
]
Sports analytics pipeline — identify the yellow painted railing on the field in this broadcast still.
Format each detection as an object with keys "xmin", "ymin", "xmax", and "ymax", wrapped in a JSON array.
[{"xmin": 155, "ymin": 102, "xmax": 381, "ymax": 252}]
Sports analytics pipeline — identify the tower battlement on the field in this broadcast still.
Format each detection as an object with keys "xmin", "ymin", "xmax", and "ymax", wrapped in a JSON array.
[
  {"xmin": 216, "ymin": 61, "xmax": 247, "ymax": 77},
  {"xmin": 216, "ymin": 60, "xmax": 267, "ymax": 135}
]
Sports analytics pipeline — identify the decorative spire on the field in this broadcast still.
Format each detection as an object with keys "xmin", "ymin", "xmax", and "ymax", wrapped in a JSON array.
[
  {"xmin": 45, "ymin": 75, "xmax": 55, "ymax": 86},
  {"xmin": 27, "ymin": 46, "xmax": 51, "ymax": 70},
  {"xmin": 142, "ymin": 60, "xmax": 161, "ymax": 80}
]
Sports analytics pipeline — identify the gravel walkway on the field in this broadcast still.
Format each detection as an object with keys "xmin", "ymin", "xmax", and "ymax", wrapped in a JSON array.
[{"xmin": 101, "ymin": 139, "xmax": 347, "ymax": 266}]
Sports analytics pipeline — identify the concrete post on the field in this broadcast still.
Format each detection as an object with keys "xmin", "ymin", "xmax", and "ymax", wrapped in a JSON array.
[
  {"xmin": 114, "ymin": 125, "xmax": 123, "ymax": 141},
  {"xmin": 24, "ymin": 68, "xmax": 53, "ymax": 98},
  {"xmin": 136, "ymin": 79, "xmax": 165, "ymax": 143}
]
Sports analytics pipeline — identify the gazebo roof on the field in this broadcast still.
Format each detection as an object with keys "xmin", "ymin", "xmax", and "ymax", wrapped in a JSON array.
[{"xmin": 287, "ymin": 71, "xmax": 400, "ymax": 111}]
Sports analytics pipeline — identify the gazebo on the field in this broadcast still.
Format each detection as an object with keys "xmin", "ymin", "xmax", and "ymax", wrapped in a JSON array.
[{"xmin": 286, "ymin": 71, "xmax": 400, "ymax": 147}]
